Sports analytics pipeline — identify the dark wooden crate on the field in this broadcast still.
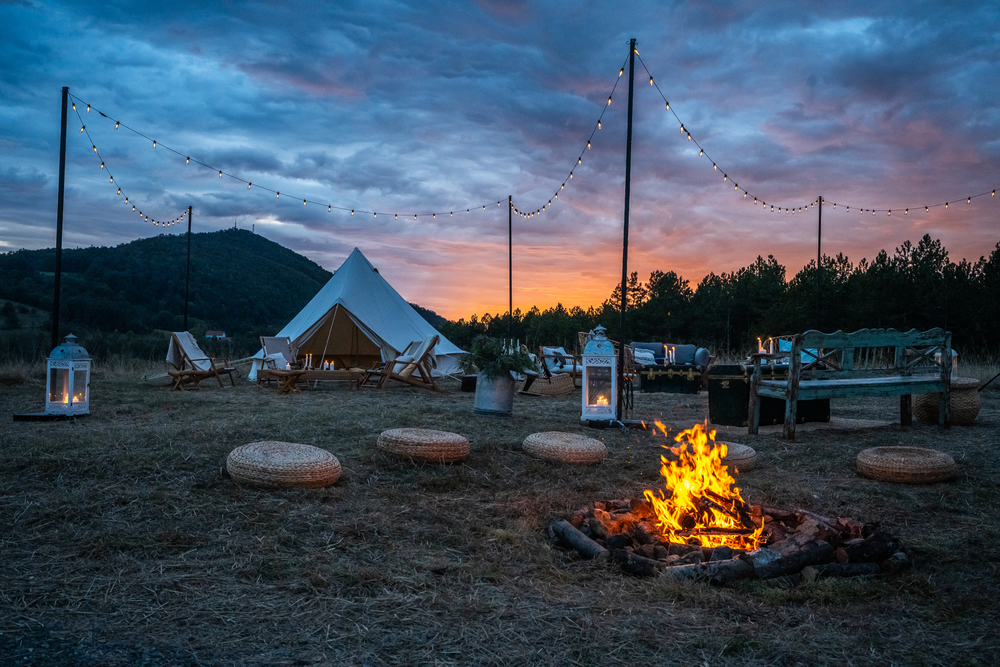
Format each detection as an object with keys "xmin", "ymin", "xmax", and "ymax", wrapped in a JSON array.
[{"xmin": 708, "ymin": 364, "xmax": 830, "ymax": 427}]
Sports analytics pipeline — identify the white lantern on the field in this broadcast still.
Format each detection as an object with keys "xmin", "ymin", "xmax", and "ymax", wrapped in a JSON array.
[
  {"xmin": 582, "ymin": 325, "xmax": 617, "ymax": 423},
  {"xmin": 46, "ymin": 334, "xmax": 90, "ymax": 416}
]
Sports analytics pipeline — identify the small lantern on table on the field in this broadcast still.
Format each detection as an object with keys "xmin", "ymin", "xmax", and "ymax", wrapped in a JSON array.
[
  {"xmin": 582, "ymin": 325, "xmax": 616, "ymax": 423},
  {"xmin": 46, "ymin": 334, "xmax": 90, "ymax": 416}
]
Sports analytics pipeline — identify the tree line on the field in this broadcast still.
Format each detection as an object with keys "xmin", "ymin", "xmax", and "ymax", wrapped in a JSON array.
[{"xmin": 441, "ymin": 235, "xmax": 1000, "ymax": 357}]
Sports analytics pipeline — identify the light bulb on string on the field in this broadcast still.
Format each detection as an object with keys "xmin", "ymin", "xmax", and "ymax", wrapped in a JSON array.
[
  {"xmin": 608, "ymin": 96, "xmax": 612, "ymax": 105},
  {"xmin": 152, "ymin": 140, "xmax": 156, "ymax": 148},
  {"xmin": 117, "ymin": 188, "xmax": 121, "ymax": 195},
  {"xmin": 86, "ymin": 105, "xmax": 90, "ymax": 112},
  {"xmin": 79, "ymin": 125, "xmax": 85, "ymax": 133},
  {"xmin": 115, "ymin": 121, "xmax": 119, "ymax": 129},
  {"xmin": 374, "ymin": 212, "xmax": 377, "ymax": 218},
  {"xmin": 100, "ymin": 162, "xmax": 104, "ymax": 169},
  {"xmin": 248, "ymin": 182, "xmax": 252, "ymax": 189},
  {"xmin": 569, "ymin": 172, "xmax": 573, "ymax": 179},
  {"xmin": 72, "ymin": 103, "xmax": 76, "ymax": 111},
  {"xmin": 905, "ymin": 209, "xmax": 909, "ymax": 215},
  {"xmin": 699, "ymin": 149, "xmax": 703, "ymax": 156},
  {"xmin": 450, "ymin": 212, "xmax": 453, "ymax": 217},
  {"xmin": 219, "ymin": 170, "xmax": 222, "ymax": 178},
  {"xmin": 665, "ymin": 101, "xmax": 669, "ymax": 110},
  {"xmin": 945, "ymin": 202, "xmax": 949, "ymax": 208},
  {"xmin": 888, "ymin": 210, "xmax": 892, "ymax": 216},
  {"xmin": 303, "ymin": 199, "xmax": 306, "ymax": 206},
  {"xmin": 351, "ymin": 209, "xmax": 353, "ymax": 215},
  {"xmin": 395, "ymin": 214, "xmax": 398, "ymax": 219},
  {"xmin": 587, "ymin": 141, "xmax": 591, "ymax": 149},
  {"xmin": 968, "ymin": 197, "xmax": 971, "ymax": 204},
  {"xmin": 649, "ymin": 76, "xmax": 653, "ymax": 85},
  {"xmin": 578, "ymin": 157, "xmax": 582, "ymax": 164},
  {"xmin": 433, "ymin": 213, "xmax": 436, "ymax": 219},
  {"xmin": 277, "ymin": 192, "xmax": 280, "ymax": 199},
  {"xmin": 619, "ymin": 68, "xmax": 623, "ymax": 77},
  {"xmin": 598, "ymin": 120, "xmax": 601, "ymax": 129},
  {"xmin": 109, "ymin": 175, "xmax": 112, "ymax": 183},
  {"xmin": 925, "ymin": 206, "xmax": 929, "ymax": 212}
]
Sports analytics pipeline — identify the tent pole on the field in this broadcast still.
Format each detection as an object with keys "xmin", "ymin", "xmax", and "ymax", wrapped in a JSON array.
[
  {"xmin": 319, "ymin": 306, "xmax": 336, "ymax": 368},
  {"xmin": 616, "ymin": 38, "xmax": 635, "ymax": 422}
]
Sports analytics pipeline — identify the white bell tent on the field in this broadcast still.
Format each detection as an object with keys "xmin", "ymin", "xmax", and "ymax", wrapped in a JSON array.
[{"xmin": 249, "ymin": 248, "xmax": 463, "ymax": 379}]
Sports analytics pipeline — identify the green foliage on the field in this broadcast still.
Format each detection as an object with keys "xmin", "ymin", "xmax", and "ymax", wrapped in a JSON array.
[{"xmin": 459, "ymin": 335, "xmax": 535, "ymax": 380}]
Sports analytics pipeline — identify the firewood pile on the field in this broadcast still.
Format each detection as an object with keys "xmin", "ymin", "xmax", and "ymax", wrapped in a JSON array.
[{"xmin": 550, "ymin": 498, "xmax": 911, "ymax": 584}]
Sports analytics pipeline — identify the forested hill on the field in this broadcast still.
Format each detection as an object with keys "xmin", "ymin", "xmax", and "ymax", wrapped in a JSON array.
[{"xmin": 0, "ymin": 229, "xmax": 336, "ymax": 335}]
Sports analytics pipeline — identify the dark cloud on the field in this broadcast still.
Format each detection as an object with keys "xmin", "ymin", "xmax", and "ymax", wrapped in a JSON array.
[{"xmin": 1, "ymin": 0, "xmax": 998, "ymax": 318}]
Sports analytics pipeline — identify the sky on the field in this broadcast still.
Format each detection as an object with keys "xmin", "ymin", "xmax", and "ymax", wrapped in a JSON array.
[{"xmin": 1, "ymin": 0, "xmax": 998, "ymax": 321}]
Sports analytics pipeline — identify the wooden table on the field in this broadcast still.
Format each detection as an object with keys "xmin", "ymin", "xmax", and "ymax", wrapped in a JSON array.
[
  {"xmin": 271, "ymin": 369, "xmax": 306, "ymax": 394},
  {"xmin": 300, "ymin": 369, "xmax": 364, "ymax": 390}
]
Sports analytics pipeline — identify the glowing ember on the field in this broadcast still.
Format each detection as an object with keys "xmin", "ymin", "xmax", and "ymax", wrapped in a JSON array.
[{"xmin": 643, "ymin": 422, "xmax": 764, "ymax": 550}]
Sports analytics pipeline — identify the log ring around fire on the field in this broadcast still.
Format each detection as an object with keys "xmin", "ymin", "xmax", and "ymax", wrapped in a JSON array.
[
  {"xmin": 855, "ymin": 446, "xmax": 956, "ymax": 484},
  {"xmin": 719, "ymin": 442, "xmax": 757, "ymax": 472},
  {"xmin": 227, "ymin": 441, "xmax": 342, "ymax": 489},
  {"xmin": 377, "ymin": 428, "xmax": 470, "ymax": 463},
  {"xmin": 522, "ymin": 432, "xmax": 607, "ymax": 465}
]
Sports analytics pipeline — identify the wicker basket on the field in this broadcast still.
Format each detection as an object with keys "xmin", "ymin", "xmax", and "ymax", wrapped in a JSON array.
[
  {"xmin": 377, "ymin": 428, "xmax": 470, "ymax": 463},
  {"xmin": 855, "ymin": 446, "xmax": 956, "ymax": 484},
  {"xmin": 914, "ymin": 377, "xmax": 981, "ymax": 425},
  {"xmin": 227, "ymin": 441, "xmax": 342, "ymax": 489},
  {"xmin": 518, "ymin": 372, "xmax": 576, "ymax": 396},
  {"xmin": 522, "ymin": 432, "xmax": 607, "ymax": 465},
  {"xmin": 719, "ymin": 442, "xmax": 757, "ymax": 472}
]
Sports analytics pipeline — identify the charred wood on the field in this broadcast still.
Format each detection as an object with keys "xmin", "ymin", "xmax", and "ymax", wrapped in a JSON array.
[
  {"xmin": 612, "ymin": 548, "xmax": 664, "ymax": 577},
  {"xmin": 552, "ymin": 519, "xmax": 609, "ymax": 561},
  {"xmin": 842, "ymin": 529, "xmax": 899, "ymax": 563},
  {"xmin": 660, "ymin": 558, "xmax": 755, "ymax": 584}
]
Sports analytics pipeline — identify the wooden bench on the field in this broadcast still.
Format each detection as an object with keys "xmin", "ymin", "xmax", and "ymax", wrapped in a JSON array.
[{"xmin": 748, "ymin": 328, "xmax": 952, "ymax": 440}]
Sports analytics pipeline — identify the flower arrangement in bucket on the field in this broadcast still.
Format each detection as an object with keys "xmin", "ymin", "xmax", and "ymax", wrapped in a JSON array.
[{"xmin": 460, "ymin": 335, "xmax": 535, "ymax": 417}]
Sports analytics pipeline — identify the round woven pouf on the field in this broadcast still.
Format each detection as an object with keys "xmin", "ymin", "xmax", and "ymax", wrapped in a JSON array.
[
  {"xmin": 914, "ymin": 377, "xmax": 981, "ymax": 425},
  {"xmin": 522, "ymin": 432, "xmax": 607, "ymax": 465},
  {"xmin": 377, "ymin": 428, "xmax": 470, "ymax": 463},
  {"xmin": 227, "ymin": 441, "xmax": 341, "ymax": 489},
  {"xmin": 719, "ymin": 442, "xmax": 757, "ymax": 472},
  {"xmin": 856, "ymin": 446, "xmax": 956, "ymax": 484}
]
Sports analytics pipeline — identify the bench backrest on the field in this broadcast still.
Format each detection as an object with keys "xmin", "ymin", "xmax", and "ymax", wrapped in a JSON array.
[{"xmin": 791, "ymin": 328, "xmax": 951, "ymax": 380}]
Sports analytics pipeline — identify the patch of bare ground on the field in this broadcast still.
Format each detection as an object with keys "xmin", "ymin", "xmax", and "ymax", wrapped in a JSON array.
[{"xmin": 1, "ymin": 361, "xmax": 998, "ymax": 666}]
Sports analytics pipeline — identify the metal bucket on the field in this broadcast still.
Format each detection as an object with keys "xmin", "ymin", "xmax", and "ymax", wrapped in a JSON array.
[{"xmin": 473, "ymin": 372, "xmax": 514, "ymax": 417}]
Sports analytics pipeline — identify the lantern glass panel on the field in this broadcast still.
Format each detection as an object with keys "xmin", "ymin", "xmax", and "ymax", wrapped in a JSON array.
[
  {"xmin": 586, "ymin": 366, "xmax": 612, "ymax": 407},
  {"xmin": 73, "ymin": 369, "xmax": 88, "ymax": 403},
  {"xmin": 49, "ymin": 368, "xmax": 69, "ymax": 404}
]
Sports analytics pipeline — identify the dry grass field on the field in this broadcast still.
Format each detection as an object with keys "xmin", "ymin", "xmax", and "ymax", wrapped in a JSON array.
[{"xmin": 2, "ymin": 359, "xmax": 999, "ymax": 666}]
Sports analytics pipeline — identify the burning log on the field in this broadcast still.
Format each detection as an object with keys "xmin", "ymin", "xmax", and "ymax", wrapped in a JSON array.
[{"xmin": 551, "ymin": 519, "xmax": 609, "ymax": 561}]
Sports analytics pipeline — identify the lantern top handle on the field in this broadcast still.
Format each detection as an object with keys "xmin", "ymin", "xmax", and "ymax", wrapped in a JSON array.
[
  {"xmin": 49, "ymin": 333, "xmax": 90, "ymax": 360},
  {"xmin": 592, "ymin": 325, "xmax": 608, "ymax": 340}
]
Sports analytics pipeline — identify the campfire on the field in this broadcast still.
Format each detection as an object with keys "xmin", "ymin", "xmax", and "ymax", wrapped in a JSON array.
[
  {"xmin": 551, "ymin": 423, "xmax": 910, "ymax": 584},
  {"xmin": 642, "ymin": 423, "xmax": 763, "ymax": 551}
]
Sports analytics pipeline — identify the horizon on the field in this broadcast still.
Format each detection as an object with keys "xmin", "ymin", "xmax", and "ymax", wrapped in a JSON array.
[{"xmin": 2, "ymin": 2, "xmax": 998, "ymax": 321}]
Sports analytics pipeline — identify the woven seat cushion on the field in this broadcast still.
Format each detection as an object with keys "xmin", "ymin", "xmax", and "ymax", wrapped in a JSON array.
[
  {"xmin": 719, "ymin": 442, "xmax": 757, "ymax": 472},
  {"xmin": 856, "ymin": 446, "xmax": 956, "ymax": 484},
  {"xmin": 377, "ymin": 428, "xmax": 470, "ymax": 463},
  {"xmin": 227, "ymin": 441, "xmax": 341, "ymax": 489},
  {"xmin": 914, "ymin": 377, "xmax": 981, "ymax": 425},
  {"xmin": 523, "ymin": 432, "xmax": 607, "ymax": 465}
]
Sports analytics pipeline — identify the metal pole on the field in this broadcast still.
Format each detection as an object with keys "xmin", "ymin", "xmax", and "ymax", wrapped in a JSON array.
[
  {"xmin": 816, "ymin": 195, "xmax": 822, "ymax": 330},
  {"xmin": 184, "ymin": 206, "xmax": 192, "ymax": 330},
  {"xmin": 508, "ymin": 194, "xmax": 513, "ymax": 342},
  {"xmin": 52, "ymin": 86, "xmax": 68, "ymax": 351},
  {"xmin": 617, "ymin": 38, "xmax": 636, "ymax": 422}
]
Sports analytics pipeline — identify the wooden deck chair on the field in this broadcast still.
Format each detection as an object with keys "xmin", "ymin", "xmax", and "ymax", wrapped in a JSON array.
[
  {"xmin": 261, "ymin": 336, "xmax": 300, "ymax": 370},
  {"xmin": 165, "ymin": 331, "xmax": 236, "ymax": 390},
  {"xmin": 361, "ymin": 335, "xmax": 440, "ymax": 390}
]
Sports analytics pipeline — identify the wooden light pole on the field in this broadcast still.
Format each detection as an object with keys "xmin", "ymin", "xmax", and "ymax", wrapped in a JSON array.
[
  {"xmin": 616, "ymin": 38, "xmax": 636, "ymax": 422},
  {"xmin": 52, "ymin": 86, "xmax": 69, "ymax": 351}
]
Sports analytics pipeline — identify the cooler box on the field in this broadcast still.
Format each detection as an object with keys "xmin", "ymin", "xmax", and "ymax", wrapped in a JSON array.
[{"xmin": 708, "ymin": 364, "xmax": 830, "ymax": 427}]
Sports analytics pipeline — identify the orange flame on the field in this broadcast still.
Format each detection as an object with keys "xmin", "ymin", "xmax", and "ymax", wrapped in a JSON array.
[{"xmin": 643, "ymin": 423, "xmax": 763, "ymax": 550}]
